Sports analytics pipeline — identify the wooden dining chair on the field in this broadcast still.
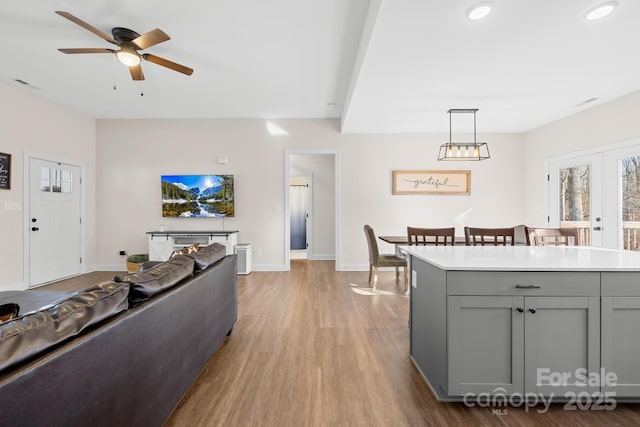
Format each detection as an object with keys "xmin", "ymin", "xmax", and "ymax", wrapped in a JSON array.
[
  {"xmin": 407, "ymin": 226, "xmax": 456, "ymax": 246},
  {"xmin": 363, "ymin": 225, "xmax": 408, "ymax": 291},
  {"xmin": 464, "ymin": 226, "xmax": 515, "ymax": 246},
  {"xmin": 525, "ymin": 227, "xmax": 580, "ymax": 246}
]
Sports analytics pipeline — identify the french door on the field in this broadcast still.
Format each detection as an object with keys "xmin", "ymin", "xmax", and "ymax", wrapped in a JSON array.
[
  {"xmin": 603, "ymin": 145, "xmax": 640, "ymax": 251},
  {"xmin": 28, "ymin": 157, "xmax": 82, "ymax": 286},
  {"xmin": 548, "ymin": 143, "xmax": 640, "ymax": 251},
  {"xmin": 548, "ymin": 154, "xmax": 603, "ymax": 247}
]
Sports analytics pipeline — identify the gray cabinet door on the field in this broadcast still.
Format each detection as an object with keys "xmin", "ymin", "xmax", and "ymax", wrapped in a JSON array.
[
  {"xmin": 524, "ymin": 296, "xmax": 600, "ymax": 396},
  {"xmin": 448, "ymin": 295, "xmax": 525, "ymax": 395},
  {"xmin": 601, "ymin": 297, "xmax": 640, "ymax": 397}
]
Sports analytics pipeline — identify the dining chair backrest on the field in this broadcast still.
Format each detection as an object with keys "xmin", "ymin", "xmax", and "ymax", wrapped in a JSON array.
[
  {"xmin": 407, "ymin": 226, "xmax": 455, "ymax": 246},
  {"xmin": 363, "ymin": 224, "xmax": 380, "ymax": 264},
  {"xmin": 464, "ymin": 226, "xmax": 515, "ymax": 246},
  {"xmin": 525, "ymin": 227, "xmax": 580, "ymax": 246}
]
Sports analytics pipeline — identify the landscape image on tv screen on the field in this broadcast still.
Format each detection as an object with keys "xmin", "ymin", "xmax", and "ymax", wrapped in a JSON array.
[{"xmin": 161, "ymin": 174, "xmax": 234, "ymax": 217}]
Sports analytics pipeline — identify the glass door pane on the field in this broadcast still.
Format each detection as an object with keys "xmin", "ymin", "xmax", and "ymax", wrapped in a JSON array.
[
  {"xmin": 559, "ymin": 164, "xmax": 591, "ymax": 245},
  {"xmin": 548, "ymin": 153, "xmax": 603, "ymax": 247},
  {"xmin": 620, "ymin": 156, "xmax": 640, "ymax": 251}
]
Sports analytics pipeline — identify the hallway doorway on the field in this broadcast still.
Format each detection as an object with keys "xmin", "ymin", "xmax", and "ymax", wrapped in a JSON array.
[{"xmin": 285, "ymin": 149, "xmax": 337, "ymax": 270}]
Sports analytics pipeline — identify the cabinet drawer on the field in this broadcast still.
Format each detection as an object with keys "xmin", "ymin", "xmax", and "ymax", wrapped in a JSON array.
[
  {"xmin": 602, "ymin": 272, "xmax": 640, "ymax": 296},
  {"xmin": 447, "ymin": 271, "xmax": 599, "ymax": 296}
]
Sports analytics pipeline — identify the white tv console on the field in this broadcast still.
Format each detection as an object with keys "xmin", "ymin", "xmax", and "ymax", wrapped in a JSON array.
[{"xmin": 147, "ymin": 230, "xmax": 239, "ymax": 261}]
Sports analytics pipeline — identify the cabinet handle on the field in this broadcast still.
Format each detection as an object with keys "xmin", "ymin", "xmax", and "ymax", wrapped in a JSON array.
[
  {"xmin": 515, "ymin": 307, "xmax": 524, "ymax": 313},
  {"xmin": 515, "ymin": 284, "xmax": 541, "ymax": 289},
  {"xmin": 528, "ymin": 308, "xmax": 536, "ymax": 314}
]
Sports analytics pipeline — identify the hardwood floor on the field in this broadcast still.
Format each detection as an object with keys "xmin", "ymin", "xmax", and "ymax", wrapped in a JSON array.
[
  {"xmin": 162, "ymin": 260, "xmax": 640, "ymax": 426},
  {"xmin": 41, "ymin": 263, "xmax": 640, "ymax": 426}
]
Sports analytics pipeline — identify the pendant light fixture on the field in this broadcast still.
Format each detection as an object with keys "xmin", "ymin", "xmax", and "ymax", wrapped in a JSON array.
[{"xmin": 438, "ymin": 108, "xmax": 490, "ymax": 161}]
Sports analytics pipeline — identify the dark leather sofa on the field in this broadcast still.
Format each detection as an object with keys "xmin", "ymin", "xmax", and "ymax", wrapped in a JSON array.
[{"xmin": 0, "ymin": 244, "xmax": 237, "ymax": 427}]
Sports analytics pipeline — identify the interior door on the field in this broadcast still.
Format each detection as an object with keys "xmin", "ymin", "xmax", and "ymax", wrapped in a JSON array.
[
  {"xmin": 289, "ymin": 177, "xmax": 309, "ymax": 251},
  {"xmin": 29, "ymin": 158, "xmax": 81, "ymax": 286},
  {"xmin": 548, "ymin": 154, "xmax": 603, "ymax": 247}
]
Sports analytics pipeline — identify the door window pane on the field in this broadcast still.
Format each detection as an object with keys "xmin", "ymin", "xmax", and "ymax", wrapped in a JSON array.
[
  {"xmin": 559, "ymin": 165, "xmax": 590, "ymax": 245},
  {"xmin": 61, "ymin": 169, "xmax": 72, "ymax": 193},
  {"xmin": 40, "ymin": 167, "xmax": 50, "ymax": 192},
  {"xmin": 620, "ymin": 156, "xmax": 640, "ymax": 251},
  {"xmin": 40, "ymin": 167, "xmax": 73, "ymax": 193}
]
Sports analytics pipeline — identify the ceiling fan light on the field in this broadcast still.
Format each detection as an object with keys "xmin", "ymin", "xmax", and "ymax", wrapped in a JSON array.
[
  {"xmin": 584, "ymin": 1, "xmax": 619, "ymax": 20},
  {"xmin": 116, "ymin": 49, "xmax": 141, "ymax": 67}
]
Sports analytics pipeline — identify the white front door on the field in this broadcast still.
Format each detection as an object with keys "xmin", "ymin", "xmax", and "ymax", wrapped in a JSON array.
[
  {"xmin": 548, "ymin": 153, "xmax": 604, "ymax": 247},
  {"xmin": 28, "ymin": 157, "xmax": 81, "ymax": 286}
]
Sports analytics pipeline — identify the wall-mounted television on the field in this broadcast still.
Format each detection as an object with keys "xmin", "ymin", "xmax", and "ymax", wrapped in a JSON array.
[{"xmin": 161, "ymin": 175, "xmax": 234, "ymax": 217}]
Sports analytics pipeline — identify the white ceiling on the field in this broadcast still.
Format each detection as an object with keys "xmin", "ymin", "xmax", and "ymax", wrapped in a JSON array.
[{"xmin": 1, "ymin": 0, "xmax": 639, "ymax": 133}]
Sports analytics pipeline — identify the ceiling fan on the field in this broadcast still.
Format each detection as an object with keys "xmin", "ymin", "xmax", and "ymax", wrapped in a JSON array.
[{"xmin": 55, "ymin": 10, "xmax": 193, "ymax": 81}]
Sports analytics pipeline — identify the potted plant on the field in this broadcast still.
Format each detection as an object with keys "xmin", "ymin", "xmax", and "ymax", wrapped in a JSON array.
[{"xmin": 126, "ymin": 254, "xmax": 149, "ymax": 273}]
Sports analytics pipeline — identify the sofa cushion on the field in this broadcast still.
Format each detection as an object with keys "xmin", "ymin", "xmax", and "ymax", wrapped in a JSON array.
[
  {"xmin": 114, "ymin": 255, "xmax": 195, "ymax": 304},
  {"xmin": 0, "ymin": 290, "xmax": 77, "ymax": 318},
  {"xmin": 0, "ymin": 281, "xmax": 129, "ymax": 373},
  {"xmin": 185, "ymin": 242, "xmax": 226, "ymax": 271}
]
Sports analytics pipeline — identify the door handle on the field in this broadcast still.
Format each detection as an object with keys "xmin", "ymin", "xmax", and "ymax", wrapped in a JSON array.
[
  {"xmin": 31, "ymin": 227, "xmax": 39, "ymax": 231},
  {"xmin": 529, "ymin": 308, "xmax": 536, "ymax": 314},
  {"xmin": 515, "ymin": 284, "xmax": 541, "ymax": 289},
  {"xmin": 593, "ymin": 226, "xmax": 602, "ymax": 231}
]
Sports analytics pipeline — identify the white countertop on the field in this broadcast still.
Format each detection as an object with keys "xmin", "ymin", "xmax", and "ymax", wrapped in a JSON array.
[{"xmin": 402, "ymin": 245, "xmax": 640, "ymax": 271}]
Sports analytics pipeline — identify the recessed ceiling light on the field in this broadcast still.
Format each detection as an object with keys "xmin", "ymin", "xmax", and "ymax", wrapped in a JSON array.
[
  {"xmin": 584, "ymin": 1, "xmax": 619, "ymax": 21},
  {"xmin": 467, "ymin": 2, "xmax": 493, "ymax": 20}
]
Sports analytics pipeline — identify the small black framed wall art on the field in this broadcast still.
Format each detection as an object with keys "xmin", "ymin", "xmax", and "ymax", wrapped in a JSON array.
[{"xmin": 0, "ymin": 152, "xmax": 11, "ymax": 190}]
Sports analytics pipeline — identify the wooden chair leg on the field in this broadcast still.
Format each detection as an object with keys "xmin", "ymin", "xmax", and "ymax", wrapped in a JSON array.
[
  {"xmin": 373, "ymin": 266, "xmax": 378, "ymax": 290},
  {"xmin": 395, "ymin": 266, "xmax": 400, "ymax": 282},
  {"xmin": 368, "ymin": 264, "xmax": 373, "ymax": 283}
]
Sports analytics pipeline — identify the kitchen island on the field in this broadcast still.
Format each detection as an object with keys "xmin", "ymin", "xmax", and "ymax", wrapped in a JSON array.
[{"xmin": 405, "ymin": 245, "xmax": 640, "ymax": 402}]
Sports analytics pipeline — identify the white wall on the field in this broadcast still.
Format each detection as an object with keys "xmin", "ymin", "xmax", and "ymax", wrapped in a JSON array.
[
  {"xmin": 96, "ymin": 118, "xmax": 525, "ymax": 271},
  {"xmin": 0, "ymin": 82, "xmax": 96, "ymax": 290},
  {"xmin": 5, "ymin": 80, "xmax": 636, "ymax": 283},
  {"xmin": 523, "ymin": 90, "xmax": 640, "ymax": 226}
]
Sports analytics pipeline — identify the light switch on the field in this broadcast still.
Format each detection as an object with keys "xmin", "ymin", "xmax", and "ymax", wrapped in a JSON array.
[{"xmin": 4, "ymin": 202, "xmax": 22, "ymax": 211}]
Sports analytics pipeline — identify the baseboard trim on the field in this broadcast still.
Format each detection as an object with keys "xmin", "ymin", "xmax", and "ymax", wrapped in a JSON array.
[{"xmin": 308, "ymin": 255, "xmax": 336, "ymax": 261}]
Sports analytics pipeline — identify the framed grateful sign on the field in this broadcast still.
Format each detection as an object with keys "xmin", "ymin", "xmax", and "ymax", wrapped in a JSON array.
[
  {"xmin": 392, "ymin": 169, "xmax": 470, "ymax": 195},
  {"xmin": 0, "ymin": 152, "xmax": 10, "ymax": 190}
]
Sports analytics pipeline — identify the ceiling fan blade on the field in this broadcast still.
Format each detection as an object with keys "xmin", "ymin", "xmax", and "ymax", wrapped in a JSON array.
[
  {"xmin": 132, "ymin": 28, "xmax": 170, "ymax": 50},
  {"xmin": 58, "ymin": 48, "xmax": 116, "ymax": 54},
  {"xmin": 129, "ymin": 64, "xmax": 145, "ymax": 81},
  {"xmin": 142, "ymin": 54, "xmax": 193, "ymax": 76},
  {"xmin": 55, "ymin": 11, "xmax": 117, "ymax": 45}
]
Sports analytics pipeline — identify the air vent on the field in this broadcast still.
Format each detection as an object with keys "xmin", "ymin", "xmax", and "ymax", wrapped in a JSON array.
[
  {"xmin": 14, "ymin": 79, "xmax": 40, "ymax": 90},
  {"xmin": 574, "ymin": 97, "xmax": 599, "ymax": 108}
]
